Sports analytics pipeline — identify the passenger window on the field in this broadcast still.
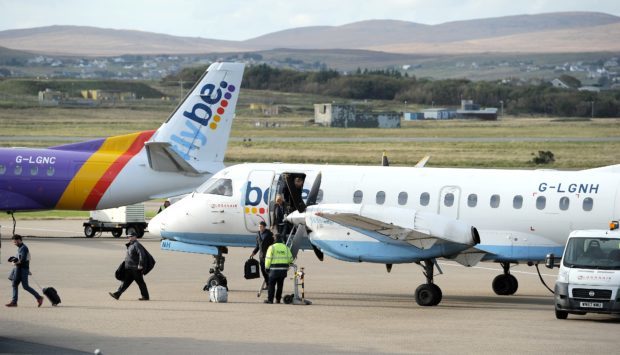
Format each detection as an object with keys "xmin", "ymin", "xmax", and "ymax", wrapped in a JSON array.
[
  {"xmin": 398, "ymin": 192, "xmax": 408, "ymax": 205},
  {"xmin": 536, "ymin": 196, "xmax": 546, "ymax": 210},
  {"xmin": 583, "ymin": 197, "xmax": 593, "ymax": 211},
  {"xmin": 467, "ymin": 194, "xmax": 477, "ymax": 207},
  {"xmin": 316, "ymin": 189, "xmax": 324, "ymax": 203},
  {"xmin": 46, "ymin": 166, "xmax": 55, "ymax": 176},
  {"xmin": 444, "ymin": 193, "xmax": 454, "ymax": 207},
  {"xmin": 30, "ymin": 166, "xmax": 38, "ymax": 176},
  {"xmin": 490, "ymin": 194, "xmax": 500, "ymax": 208},
  {"xmin": 14, "ymin": 165, "xmax": 22, "ymax": 175},
  {"xmin": 513, "ymin": 195, "xmax": 523, "ymax": 209},
  {"xmin": 353, "ymin": 190, "xmax": 363, "ymax": 204},
  {"xmin": 0, "ymin": 164, "xmax": 5, "ymax": 175},
  {"xmin": 202, "ymin": 178, "xmax": 233, "ymax": 196},
  {"xmin": 559, "ymin": 196, "xmax": 570, "ymax": 211},
  {"xmin": 376, "ymin": 191, "xmax": 385, "ymax": 205},
  {"xmin": 420, "ymin": 192, "xmax": 430, "ymax": 206}
]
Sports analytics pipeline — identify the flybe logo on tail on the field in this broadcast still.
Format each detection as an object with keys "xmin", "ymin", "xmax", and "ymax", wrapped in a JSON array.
[
  {"xmin": 170, "ymin": 80, "xmax": 237, "ymax": 161},
  {"xmin": 183, "ymin": 81, "xmax": 236, "ymax": 131}
]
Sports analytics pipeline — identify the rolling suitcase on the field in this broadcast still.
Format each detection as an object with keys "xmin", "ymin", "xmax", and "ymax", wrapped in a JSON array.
[
  {"xmin": 244, "ymin": 257, "xmax": 260, "ymax": 279},
  {"xmin": 42, "ymin": 287, "xmax": 61, "ymax": 306}
]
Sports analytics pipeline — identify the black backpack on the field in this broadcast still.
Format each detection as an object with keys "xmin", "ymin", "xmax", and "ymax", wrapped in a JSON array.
[
  {"xmin": 139, "ymin": 244, "xmax": 156, "ymax": 275},
  {"xmin": 244, "ymin": 257, "xmax": 260, "ymax": 279}
]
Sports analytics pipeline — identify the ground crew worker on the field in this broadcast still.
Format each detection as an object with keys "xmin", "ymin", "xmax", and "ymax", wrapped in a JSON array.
[{"xmin": 263, "ymin": 234, "xmax": 294, "ymax": 304}]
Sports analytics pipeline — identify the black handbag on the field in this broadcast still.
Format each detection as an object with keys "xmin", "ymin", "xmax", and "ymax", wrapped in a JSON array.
[{"xmin": 114, "ymin": 261, "xmax": 126, "ymax": 281}]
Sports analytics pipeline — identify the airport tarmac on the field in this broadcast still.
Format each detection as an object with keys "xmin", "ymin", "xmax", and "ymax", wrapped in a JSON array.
[{"xmin": 1, "ymin": 219, "xmax": 619, "ymax": 354}]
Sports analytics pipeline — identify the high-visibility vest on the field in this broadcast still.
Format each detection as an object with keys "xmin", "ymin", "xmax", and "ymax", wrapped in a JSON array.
[{"xmin": 265, "ymin": 242, "xmax": 293, "ymax": 270}]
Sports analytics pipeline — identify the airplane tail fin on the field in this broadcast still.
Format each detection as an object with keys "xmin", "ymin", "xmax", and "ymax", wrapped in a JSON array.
[{"xmin": 147, "ymin": 62, "xmax": 245, "ymax": 175}]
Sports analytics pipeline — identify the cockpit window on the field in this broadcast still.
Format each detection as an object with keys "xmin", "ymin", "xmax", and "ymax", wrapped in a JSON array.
[{"xmin": 199, "ymin": 178, "xmax": 233, "ymax": 196}]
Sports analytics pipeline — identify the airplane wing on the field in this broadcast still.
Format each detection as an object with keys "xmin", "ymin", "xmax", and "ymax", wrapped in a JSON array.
[
  {"xmin": 318, "ymin": 212, "xmax": 439, "ymax": 249},
  {"xmin": 311, "ymin": 205, "xmax": 480, "ymax": 250}
]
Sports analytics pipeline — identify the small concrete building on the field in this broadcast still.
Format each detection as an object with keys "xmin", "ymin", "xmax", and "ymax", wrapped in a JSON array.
[
  {"xmin": 403, "ymin": 112, "xmax": 425, "ymax": 120},
  {"xmin": 422, "ymin": 108, "xmax": 454, "ymax": 120},
  {"xmin": 314, "ymin": 103, "xmax": 400, "ymax": 128},
  {"xmin": 456, "ymin": 100, "xmax": 498, "ymax": 120},
  {"xmin": 38, "ymin": 89, "xmax": 64, "ymax": 106},
  {"xmin": 81, "ymin": 90, "xmax": 136, "ymax": 101}
]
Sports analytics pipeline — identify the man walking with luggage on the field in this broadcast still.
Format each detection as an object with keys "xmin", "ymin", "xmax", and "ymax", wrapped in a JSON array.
[
  {"xmin": 250, "ymin": 221, "xmax": 274, "ymax": 288},
  {"xmin": 264, "ymin": 234, "xmax": 294, "ymax": 304},
  {"xmin": 109, "ymin": 232, "xmax": 150, "ymax": 301},
  {"xmin": 6, "ymin": 235, "xmax": 44, "ymax": 307}
]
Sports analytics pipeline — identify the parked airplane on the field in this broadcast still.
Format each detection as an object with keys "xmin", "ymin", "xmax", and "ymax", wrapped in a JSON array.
[
  {"xmin": 0, "ymin": 62, "xmax": 245, "ymax": 234},
  {"xmin": 149, "ymin": 161, "xmax": 620, "ymax": 306}
]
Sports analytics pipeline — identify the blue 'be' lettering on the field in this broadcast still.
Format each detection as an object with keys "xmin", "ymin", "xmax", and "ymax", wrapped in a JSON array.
[{"xmin": 182, "ymin": 83, "xmax": 223, "ymax": 126}]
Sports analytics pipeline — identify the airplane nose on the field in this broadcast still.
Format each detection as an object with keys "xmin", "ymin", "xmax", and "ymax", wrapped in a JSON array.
[{"xmin": 148, "ymin": 212, "xmax": 165, "ymax": 236}]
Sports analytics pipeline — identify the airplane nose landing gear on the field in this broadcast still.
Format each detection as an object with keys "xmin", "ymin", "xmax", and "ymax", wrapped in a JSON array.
[{"xmin": 203, "ymin": 247, "xmax": 228, "ymax": 291}]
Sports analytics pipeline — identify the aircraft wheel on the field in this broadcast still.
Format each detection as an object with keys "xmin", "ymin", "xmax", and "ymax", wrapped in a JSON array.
[
  {"xmin": 204, "ymin": 274, "xmax": 228, "ymax": 291},
  {"xmin": 415, "ymin": 284, "xmax": 441, "ymax": 306},
  {"xmin": 429, "ymin": 284, "xmax": 443, "ymax": 306},
  {"xmin": 283, "ymin": 294, "xmax": 294, "ymax": 304},
  {"xmin": 84, "ymin": 225, "xmax": 96, "ymax": 238},
  {"xmin": 555, "ymin": 309, "xmax": 568, "ymax": 320},
  {"xmin": 492, "ymin": 274, "xmax": 513, "ymax": 295},
  {"xmin": 111, "ymin": 229, "xmax": 123, "ymax": 238},
  {"xmin": 506, "ymin": 274, "xmax": 518, "ymax": 295}
]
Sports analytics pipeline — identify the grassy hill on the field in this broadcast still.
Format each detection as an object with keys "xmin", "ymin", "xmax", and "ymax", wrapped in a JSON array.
[{"xmin": 0, "ymin": 79, "xmax": 164, "ymax": 98}]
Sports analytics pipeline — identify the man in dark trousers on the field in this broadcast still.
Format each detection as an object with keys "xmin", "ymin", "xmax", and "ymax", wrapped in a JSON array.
[
  {"xmin": 6, "ymin": 235, "xmax": 44, "ymax": 307},
  {"xmin": 109, "ymin": 232, "xmax": 150, "ymax": 301},
  {"xmin": 250, "ymin": 221, "xmax": 274, "ymax": 289},
  {"xmin": 264, "ymin": 234, "xmax": 294, "ymax": 304}
]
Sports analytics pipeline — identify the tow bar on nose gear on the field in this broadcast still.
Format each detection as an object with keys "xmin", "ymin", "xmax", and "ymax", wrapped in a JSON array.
[{"xmin": 283, "ymin": 265, "xmax": 311, "ymax": 305}]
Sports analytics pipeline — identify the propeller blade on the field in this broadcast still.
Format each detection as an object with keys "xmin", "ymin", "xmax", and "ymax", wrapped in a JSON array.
[
  {"xmin": 382, "ymin": 151, "xmax": 389, "ymax": 166},
  {"xmin": 312, "ymin": 244, "xmax": 324, "ymax": 261},
  {"xmin": 306, "ymin": 172, "xmax": 322, "ymax": 207}
]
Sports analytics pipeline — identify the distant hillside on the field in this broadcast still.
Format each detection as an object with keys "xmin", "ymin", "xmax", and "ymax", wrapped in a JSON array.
[
  {"xmin": 0, "ymin": 26, "xmax": 247, "ymax": 56},
  {"xmin": 243, "ymin": 12, "xmax": 620, "ymax": 49},
  {"xmin": 0, "ymin": 79, "xmax": 164, "ymax": 98},
  {"xmin": 0, "ymin": 12, "xmax": 618, "ymax": 55}
]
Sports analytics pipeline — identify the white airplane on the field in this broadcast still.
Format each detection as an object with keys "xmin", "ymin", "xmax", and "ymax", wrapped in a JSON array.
[
  {"xmin": 0, "ymin": 62, "xmax": 244, "ymax": 226},
  {"xmin": 149, "ymin": 161, "xmax": 620, "ymax": 306}
]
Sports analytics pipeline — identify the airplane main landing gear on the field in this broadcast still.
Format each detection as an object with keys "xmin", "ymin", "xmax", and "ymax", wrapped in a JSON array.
[
  {"xmin": 492, "ymin": 262, "xmax": 518, "ymax": 295},
  {"xmin": 203, "ymin": 247, "xmax": 228, "ymax": 291},
  {"xmin": 414, "ymin": 259, "xmax": 443, "ymax": 306}
]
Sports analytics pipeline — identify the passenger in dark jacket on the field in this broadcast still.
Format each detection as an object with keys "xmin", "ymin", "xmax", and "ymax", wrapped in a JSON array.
[
  {"xmin": 250, "ymin": 221, "xmax": 274, "ymax": 287},
  {"xmin": 6, "ymin": 235, "xmax": 44, "ymax": 307},
  {"xmin": 109, "ymin": 233, "xmax": 150, "ymax": 301}
]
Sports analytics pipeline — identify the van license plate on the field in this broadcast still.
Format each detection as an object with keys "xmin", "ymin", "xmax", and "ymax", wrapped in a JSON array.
[{"xmin": 580, "ymin": 302, "xmax": 603, "ymax": 308}]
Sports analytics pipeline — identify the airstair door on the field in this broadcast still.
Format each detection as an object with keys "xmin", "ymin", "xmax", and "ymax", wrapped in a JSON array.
[
  {"xmin": 244, "ymin": 170, "xmax": 275, "ymax": 232},
  {"xmin": 438, "ymin": 186, "xmax": 461, "ymax": 220}
]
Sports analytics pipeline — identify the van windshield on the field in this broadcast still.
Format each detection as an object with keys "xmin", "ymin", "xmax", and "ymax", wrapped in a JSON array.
[{"xmin": 563, "ymin": 237, "xmax": 620, "ymax": 269}]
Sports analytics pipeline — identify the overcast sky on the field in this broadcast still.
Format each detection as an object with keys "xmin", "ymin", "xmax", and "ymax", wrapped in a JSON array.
[{"xmin": 1, "ymin": 0, "xmax": 619, "ymax": 40}]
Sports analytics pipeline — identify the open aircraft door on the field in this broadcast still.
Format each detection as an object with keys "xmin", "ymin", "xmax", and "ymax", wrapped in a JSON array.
[
  {"xmin": 438, "ymin": 185, "xmax": 461, "ymax": 220},
  {"xmin": 244, "ymin": 170, "xmax": 275, "ymax": 232}
]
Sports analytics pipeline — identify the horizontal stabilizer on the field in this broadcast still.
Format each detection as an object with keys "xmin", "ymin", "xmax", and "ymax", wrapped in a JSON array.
[
  {"xmin": 160, "ymin": 239, "xmax": 219, "ymax": 255},
  {"xmin": 145, "ymin": 142, "xmax": 217, "ymax": 175}
]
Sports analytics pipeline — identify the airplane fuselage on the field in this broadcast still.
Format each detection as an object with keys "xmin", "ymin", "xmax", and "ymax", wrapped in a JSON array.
[{"xmin": 150, "ymin": 163, "xmax": 620, "ymax": 263}]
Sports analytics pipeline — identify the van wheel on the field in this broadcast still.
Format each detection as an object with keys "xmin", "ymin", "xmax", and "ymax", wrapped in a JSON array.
[
  {"xmin": 555, "ymin": 310, "xmax": 568, "ymax": 319},
  {"xmin": 111, "ymin": 229, "xmax": 123, "ymax": 238},
  {"xmin": 84, "ymin": 225, "xmax": 96, "ymax": 238}
]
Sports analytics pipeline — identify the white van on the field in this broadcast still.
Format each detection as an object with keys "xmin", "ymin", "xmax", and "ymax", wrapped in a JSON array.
[{"xmin": 545, "ymin": 222, "xmax": 620, "ymax": 319}]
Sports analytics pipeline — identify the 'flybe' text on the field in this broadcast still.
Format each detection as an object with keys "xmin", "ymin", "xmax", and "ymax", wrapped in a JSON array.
[
  {"xmin": 538, "ymin": 182, "xmax": 599, "ymax": 194},
  {"xmin": 245, "ymin": 181, "xmax": 309, "ymax": 206}
]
